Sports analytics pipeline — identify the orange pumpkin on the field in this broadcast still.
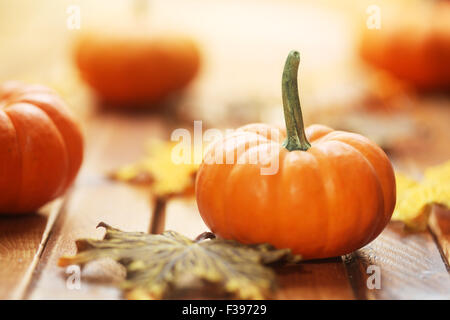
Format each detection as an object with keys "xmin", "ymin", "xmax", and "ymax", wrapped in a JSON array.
[
  {"xmin": 195, "ymin": 51, "xmax": 396, "ymax": 260},
  {"xmin": 0, "ymin": 81, "xmax": 84, "ymax": 214},
  {"xmin": 359, "ymin": 2, "xmax": 450, "ymax": 91},
  {"xmin": 74, "ymin": 30, "xmax": 201, "ymax": 106}
]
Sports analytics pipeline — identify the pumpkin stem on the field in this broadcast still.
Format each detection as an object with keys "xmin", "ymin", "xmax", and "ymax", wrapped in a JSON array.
[{"xmin": 281, "ymin": 50, "xmax": 311, "ymax": 152}]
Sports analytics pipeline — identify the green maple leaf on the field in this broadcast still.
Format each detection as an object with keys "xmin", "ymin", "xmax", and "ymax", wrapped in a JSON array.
[{"xmin": 58, "ymin": 222, "xmax": 301, "ymax": 299}]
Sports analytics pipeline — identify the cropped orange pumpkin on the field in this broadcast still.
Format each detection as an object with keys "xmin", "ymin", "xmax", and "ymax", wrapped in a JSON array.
[
  {"xmin": 196, "ymin": 51, "xmax": 396, "ymax": 260},
  {"xmin": 359, "ymin": 2, "xmax": 450, "ymax": 91},
  {"xmin": 0, "ymin": 81, "xmax": 84, "ymax": 214},
  {"xmin": 74, "ymin": 30, "xmax": 201, "ymax": 106}
]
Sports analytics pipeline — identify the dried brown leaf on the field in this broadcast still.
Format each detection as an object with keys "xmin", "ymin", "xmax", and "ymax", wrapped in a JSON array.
[{"xmin": 58, "ymin": 223, "xmax": 301, "ymax": 299}]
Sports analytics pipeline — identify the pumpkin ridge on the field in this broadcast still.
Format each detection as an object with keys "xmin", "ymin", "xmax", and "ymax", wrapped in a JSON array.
[
  {"xmin": 5, "ymin": 103, "xmax": 68, "ymax": 211},
  {"xmin": 17, "ymin": 97, "xmax": 72, "ymax": 196},
  {"xmin": 34, "ymin": 104, "xmax": 71, "ymax": 198},
  {"xmin": 279, "ymin": 150, "xmax": 325, "ymax": 256},
  {"xmin": 305, "ymin": 124, "xmax": 334, "ymax": 142},
  {"xmin": 207, "ymin": 162, "xmax": 235, "ymax": 239},
  {"xmin": 235, "ymin": 140, "xmax": 279, "ymax": 168},
  {"xmin": 206, "ymin": 131, "xmax": 270, "ymax": 165},
  {"xmin": 327, "ymin": 139, "xmax": 385, "ymax": 245},
  {"xmin": 307, "ymin": 140, "xmax": 382, "ymax": 257},
  {"xmin": 235, "ymin": 129, "xmax": 271, "ymax": 142},
  {"xmin": 239, "ymin": 124, "xmax": 285, "ymax": 143},
  {"xmin": 309, "ymin": 133, "xmax": 333, "ymax": 145},
  {"xmin": 17, "ymin": 91, "xmax": 83, "ymax": 192},
  {"xmin": 0, "ymin": 109, "xmax": 23, "ymax": 211},
  {"xmin": 324, "ymin": 131, "xmax": 396, "ymax": 234},
  {"xmin": 225, "ymin": 157, "xmax": 278, "ymax": 244},
  {"xmin": 303, "ymin": 145, "xmax": 333, "ymax": 257},
  {"xmin": 223, "ymin": 163, "xmax": 240, "ymax": 241}
]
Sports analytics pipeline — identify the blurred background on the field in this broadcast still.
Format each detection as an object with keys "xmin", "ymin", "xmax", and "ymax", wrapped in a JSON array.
[{"xmin": 0, "ymin": 0, "xmax": 449, "ymax": 172}]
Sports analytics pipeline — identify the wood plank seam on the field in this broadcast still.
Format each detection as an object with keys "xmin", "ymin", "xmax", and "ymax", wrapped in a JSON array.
[
  {"xmin": 428, "ymin": 206, "xmax": 450, "ymax": 270},
  {"xmin": 10, "ymin": 197, "xmax": 66, "ymax": 299},
  {"xmin": 347, "ymin": 223, "xmax": 450, "ymax": 299},
  {"xmin": 428, "ymin": 227, "xmax": 450, "ymax": 273}
]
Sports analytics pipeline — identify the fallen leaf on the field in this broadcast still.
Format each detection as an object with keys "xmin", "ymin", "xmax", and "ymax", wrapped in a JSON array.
[
  {"xmin": 110, "ymin": 139, "xmax": 200, "ymax": 197},
  {"xmin": 392, "ymin": 161, "xmax": 450, "ymax": 231},
  {"xmin": 58, "ymin": 223, "xmax": 301, "ymax": 299}
]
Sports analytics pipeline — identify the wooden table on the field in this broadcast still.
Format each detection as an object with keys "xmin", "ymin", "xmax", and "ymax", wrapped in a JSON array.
[
  {"xmin": 0, "ymin": 0, "xmax": 449, "ymax": 300},
  {"xmin": 0, "ymin": 109, "xmax": 448, "ymax": 300}
]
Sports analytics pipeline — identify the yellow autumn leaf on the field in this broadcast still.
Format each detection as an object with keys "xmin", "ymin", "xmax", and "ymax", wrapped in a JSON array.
[
  {"xmin": 392, "ymin": 160, "xmax": 450, "ymax": 230},
  {"xmin": 111, "ymin": 139, "xmax": 201, "ymax": 197}
]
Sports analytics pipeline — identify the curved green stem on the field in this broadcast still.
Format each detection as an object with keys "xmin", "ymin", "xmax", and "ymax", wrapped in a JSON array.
[{"xmin": 281, "ymin": 51, "xmax": 311, "ymax": 152}]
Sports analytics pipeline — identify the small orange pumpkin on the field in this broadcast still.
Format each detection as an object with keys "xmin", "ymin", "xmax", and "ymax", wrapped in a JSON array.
[
  {"xmin": 74, "ymin": 30, "xmax": 201, "ymax": 106},
  {"xmin": 0, "ymin": 82, "xmax": 84, "ymax": 214},
  {"xmin": 196, "ymin": 51, "xmax": 396, "ymax": 260}
]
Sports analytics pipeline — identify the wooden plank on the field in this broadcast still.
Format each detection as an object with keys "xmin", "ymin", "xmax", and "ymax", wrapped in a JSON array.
[
  {"xmin": 344, "ymin": 221, "xmax": 450, "ymax": 300},
  {"xmin": 0, "ymin": 200, "xmax": 62, "ymax": 299},
  {"xmin": 27, "ymin": 182, "xmax": 152, "ymax": 299},
  {"xmin": 164, "ymin": 199, "xmax": 208, "ymax": 239},
  {"xmin": 275, "ymin": 258, "xmax": 354, "ymax": 300},
  {"xmin": 429, "ymin": 205, "xmax": 450, "ymax": 267},
  {"xmin": 25, "ymin": 113, "xmax": 167, "ymax": 299}
]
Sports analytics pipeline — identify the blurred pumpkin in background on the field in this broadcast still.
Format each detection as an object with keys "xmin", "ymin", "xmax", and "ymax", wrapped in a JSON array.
[
  {"xmin": 0, "ymin": 82, "xmax": 84, "ymax": 214},
  {"xmin": 74, "ymin": 29, "xmax": 201, "ymax": 107},
  {"xmin": 360, "ymin": 1, "xmax": 450, "ymax": 91}
]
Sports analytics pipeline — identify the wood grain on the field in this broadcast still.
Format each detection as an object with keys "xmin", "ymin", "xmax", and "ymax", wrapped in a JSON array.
[
  {"xmin": 27, "ymin": 183, "xmax": 152, "ymax": 299},
  {"xmin": 429, "ymin": 205, "xmax": 450, "ymax": 267},
  {"xmin": 275, "ymin": 258, "xmax": 355, "ymax": 300},
  {"xmin": 0, "ymin": 214, "xmax": 46, "ymax": 299},
  {"xmin": 345, "ymin": 221, "xmax": 450, "ymax": 299},
  {"xmin": 0, "ymin": 201, "xmax": 61, "ymax": 299},
  {"xmin": 164, "ymin": 199, "xmax": 208, "ymax": 239},
  {"xmin": 25, "ymin": 113, "xmax": 166, "ymax": 299}
]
